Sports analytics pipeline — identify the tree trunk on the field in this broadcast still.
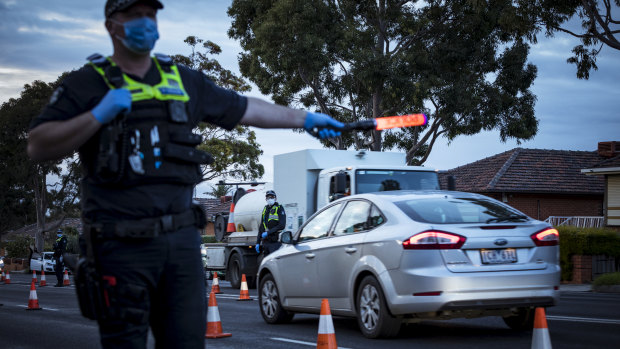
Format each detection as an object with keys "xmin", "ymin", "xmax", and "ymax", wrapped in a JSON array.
[{"xmin": 33, "ymin": 169, "xmax": 47, "ymax": 253}]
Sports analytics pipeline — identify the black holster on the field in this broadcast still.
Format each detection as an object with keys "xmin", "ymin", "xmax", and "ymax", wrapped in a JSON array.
[{"xmin": 75, "ymin": 257, "xmax": 107, "ymax": 320}]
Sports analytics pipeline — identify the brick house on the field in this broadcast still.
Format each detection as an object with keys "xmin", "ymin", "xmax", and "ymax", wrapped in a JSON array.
[
  {"xmin": 440, "ymin": 147, "xmax": 605, "ymax": 221},
  {"xmin": 581, "ymin": 142, "xmax": 620, "ymax": 227},
  {"xmin": 194, "ymin": 197, "xmax": 232, "ymax": 236}
]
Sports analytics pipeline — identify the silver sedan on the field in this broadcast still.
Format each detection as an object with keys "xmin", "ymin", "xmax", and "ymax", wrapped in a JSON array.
[{"xmin": 257, "ymin": 190, "xmax": 560, "ymax": 338}]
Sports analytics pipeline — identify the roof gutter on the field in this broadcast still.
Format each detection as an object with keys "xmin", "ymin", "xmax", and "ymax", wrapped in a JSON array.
[{"xmin": 581, "ymin": 167, "xmax": 620, "ymax": 175}]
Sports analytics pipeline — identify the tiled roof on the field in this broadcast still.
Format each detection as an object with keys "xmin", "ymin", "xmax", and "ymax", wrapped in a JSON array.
[
  {"xmin": 3, "ymin": 217, "xmax": 83, "ymax": 238},
  {"xmin": 194, "ymin": 197, "xmax": 232, "ymax": 222},
  {"xmin": 592, "ymin": 154, "xmax": 620, "ymax": 169},
  {"xmin": 441, "ymin": 148, "xmax": 605, "ymax": 194}
]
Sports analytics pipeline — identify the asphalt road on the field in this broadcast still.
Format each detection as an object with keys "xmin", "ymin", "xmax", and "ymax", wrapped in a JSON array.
[{"xmin": 1, "ymin": 273, "xmax": 619, "ymax": 348}]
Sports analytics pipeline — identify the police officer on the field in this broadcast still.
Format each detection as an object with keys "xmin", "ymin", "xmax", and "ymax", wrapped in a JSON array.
[
  {"xmin": 27, "ymin": 1, "xmax": 343, "ymax": 347},
  {"xmin": 53, "ymin": 229, "xmax": 68, "ymax": 287},
  {"xmin": 255, "ymin": 190, "xmax": 285, "ymax": 256}
]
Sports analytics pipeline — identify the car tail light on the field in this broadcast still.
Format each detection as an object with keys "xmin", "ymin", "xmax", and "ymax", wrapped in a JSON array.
[
  {"xmin": 530, "ymin": 228, "xmax": 559, "ymax": 246},
  {"xmin": 402, "ymin": 231, "xmax": 466, "ymax": 250}
]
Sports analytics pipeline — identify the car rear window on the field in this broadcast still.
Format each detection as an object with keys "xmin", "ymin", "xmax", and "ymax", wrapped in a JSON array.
[{"xmin": 394, "ymin": 196, "xmax": 527, "ymax": 224}]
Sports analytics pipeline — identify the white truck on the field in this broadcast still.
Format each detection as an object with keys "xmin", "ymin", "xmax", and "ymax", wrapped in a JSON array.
[{"xmin": 204, "ymin": 149, "xmax": 441, "ymax": 288}]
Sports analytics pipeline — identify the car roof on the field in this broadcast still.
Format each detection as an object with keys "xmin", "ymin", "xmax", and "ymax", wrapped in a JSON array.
[{"xmin": 353, "ymin": 190, "xmax": 485, "ymax": 202}]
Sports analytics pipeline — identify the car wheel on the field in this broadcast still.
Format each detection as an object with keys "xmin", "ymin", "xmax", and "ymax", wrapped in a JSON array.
[
  {"xmin": 227, "ymin": 253, "xmax": 242, "ymax": 289},
  {"xmin": 259, "ymin": 274, "xmax": 294, "ymax": 324},
  {"xmin": 502, "ymin": 307, "xmax": 535, "ymax": 331},
  {"xmin": 356, "ymin": 275, "xmax": 401, "ymax": 338}
]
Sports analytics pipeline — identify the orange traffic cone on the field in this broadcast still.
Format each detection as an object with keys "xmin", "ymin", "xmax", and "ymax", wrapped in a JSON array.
[
  {"xmin": 531, "ymin": 307, "xmax": 552, "ymax": 349},
  {"xmin": 226, "ymin": 202, "xmax": 236, "ymax": 233},
  {"xmin": 205, "ymin": 292, "xmax": 232, "ymax": 338},
  {"xmin": 237, "ymin": 274, "xmax": 252, "ymax": 301},
  {"xmin": 1, "ymin": 269, "xmax": 5, "ymax": 282},
  {"xmin": 26, "ymin": 280, "xmax": 42, "ymax": 310},
  {"xmin": 32, "ymin": 270, "xmax": 37, "ymax": 284},
  {"xmin": 4, "ymin": 270, "xmax": 10, "ymax": 284},
  {"xmin": 40, "ymin": 270, "xmax": 47, "ymax": 287},
  {"xmin": 211, "ymin": 272, "xmax": 221, "ymax": 294},
  {"xmin": 317, "ymin": 298, "xmax": 337, "ymax": 349},
  {"xmin": 63, "ymin": 269, "xmax": 70, "ymax": 286}
]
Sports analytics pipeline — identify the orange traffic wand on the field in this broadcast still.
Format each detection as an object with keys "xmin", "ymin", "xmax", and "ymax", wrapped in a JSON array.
[
  {"xmin": 531, "ymin": 307, "xmax": 552, "ymax": 349},
  {"xmin": 317, "ymin": 299, "xmax": 338, "ymax": 349},
  {"xmin": 236, "ymin": 274, "xmax": 252, "ymax": 301},
  {"xmin": 211, "ymin": 272, "xmax": 221, "ymax": 294},
  {"xmin": 205, "ymin": 292, "xmax": 232, "ymax": 339},
  {"xmin": 26, "ymin": 280, "xmax": 42, "ymax": 310},
  {"xmin": 312, "ymin": 113, "xmax": 427, "ymax": 137}
]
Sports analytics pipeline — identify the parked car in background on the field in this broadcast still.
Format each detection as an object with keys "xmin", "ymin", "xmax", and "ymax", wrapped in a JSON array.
[
  {"xmin": 30, "ymin": 252, "xmax": 57, "ymax": 272},
  {"xmin": 257, "ymin": 190, "xmax": 561, "ymax": 338},
  {"xmin": 0, "ymin": 256, "xmax": 5, "ymax": 270}
]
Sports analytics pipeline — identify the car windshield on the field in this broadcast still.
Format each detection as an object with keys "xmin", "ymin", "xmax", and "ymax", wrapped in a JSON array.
[
  {"xmin": 44, "ymin": 254, "xmax": 54, "ymax": 260},
  {"xmin": 356, "ymin": 170, "xmax": 440, "ymax": 193},
  {"xmin": 394, "ymin": 196, "xmax": 529, "ymax": 224}
]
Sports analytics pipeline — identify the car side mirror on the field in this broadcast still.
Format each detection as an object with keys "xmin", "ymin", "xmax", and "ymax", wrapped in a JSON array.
[{"xmin": 280, "ymin": 231, "xmax": 293, "ymax": 244}]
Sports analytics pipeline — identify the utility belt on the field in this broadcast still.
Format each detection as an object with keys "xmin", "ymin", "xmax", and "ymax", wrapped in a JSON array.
[
  {"xmin": 76, "ymin": 205, "xmax": 206, "ymax": 320},
  {"xmin": 87, "ymin": 206, "xmax": 205, "ymax": 240}
]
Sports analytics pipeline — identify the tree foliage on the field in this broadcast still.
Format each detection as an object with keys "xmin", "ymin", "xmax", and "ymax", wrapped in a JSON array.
[
  {"xmin": 0, "ymin": 76, "xmax": 80, "ymax": 252},
  {"xmin": 228, "ymin": 0, "xmax": 539, "ymax": 164},
  {"xmin": 170, "ymin": 36, "xmax": 264, "ymax": 181},
  {"xmin": 524, "ymin": 0, "xmax": 620, "ymax": 79}
]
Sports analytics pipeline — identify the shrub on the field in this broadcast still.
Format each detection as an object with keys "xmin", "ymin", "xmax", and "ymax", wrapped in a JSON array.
[
  {"xmin": 5, "ymin": 235, "xmax": 35, "ymax": 258},
  {"xmin": 593, "ymin": 272, "xmax": 620, "ymax": 286},
  {"xmin": 201, "ymin": 235, "xmax": 217, "ymax": 244},
  {"xmin": 558, "ymin": 226, "xmax": 620, "ymax": 281}
]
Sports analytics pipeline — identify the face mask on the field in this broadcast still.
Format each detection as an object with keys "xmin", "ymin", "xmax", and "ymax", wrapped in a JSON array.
[
  {"xmin": 266, "ymin": 198, "xmax": 275, "ymax": 206},
  {"xmin": 112, "ymin": 17, "xmax": 159, "ymax": 54}
]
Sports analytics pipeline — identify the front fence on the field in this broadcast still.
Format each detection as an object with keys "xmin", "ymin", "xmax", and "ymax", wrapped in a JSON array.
[{"xmin": 545, "ymin": 216, "xmax": 604, "ymax": 228}]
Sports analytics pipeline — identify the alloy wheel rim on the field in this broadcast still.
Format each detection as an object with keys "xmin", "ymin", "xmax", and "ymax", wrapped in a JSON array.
[
  {"xmin": 359, "ymin": 284, "xmax": 380, "ymax": 331},
  {"xmin": 261, "ymin": 280, "xmax": 278, "ymax": 318}
]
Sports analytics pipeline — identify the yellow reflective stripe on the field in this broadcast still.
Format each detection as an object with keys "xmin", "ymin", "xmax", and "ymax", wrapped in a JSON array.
[{"xmin": 89, "ymin": 56, "xmax": 190, "ymax": 102}]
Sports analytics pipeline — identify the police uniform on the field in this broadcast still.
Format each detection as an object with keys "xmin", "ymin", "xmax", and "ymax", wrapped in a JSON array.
[
  {"xmin": 257, "ymin": 202, "xmax": 286, "ymax": 256},
  {"xmin": 53, "ymin": 234, "xmax": 68, "ymax": 285},
  {"xmin": 30, "ymin": 54, "xmax": 246, "ymax": 348}
]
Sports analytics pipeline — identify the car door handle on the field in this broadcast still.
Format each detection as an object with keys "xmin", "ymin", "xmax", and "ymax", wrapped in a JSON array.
[
  {"xmin": 305, "ymin": 253, "xmax": 316, "ymax": 259},
  {"xmin": 345, "ymin": 247, "xmax": 357, "ymax": 254}
]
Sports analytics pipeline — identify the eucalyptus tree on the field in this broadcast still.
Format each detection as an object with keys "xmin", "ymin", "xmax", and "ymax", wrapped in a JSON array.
[{"xmin": 228, "ymin": 0, "xmax": 539, "ymax": 164}]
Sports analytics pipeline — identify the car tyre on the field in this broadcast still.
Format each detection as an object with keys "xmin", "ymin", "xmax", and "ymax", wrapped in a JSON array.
[
  {"xmin": 227, "ymin": 253, "xmax": 242, "ymax": 289},
  {"xmin": 356, "ymin": 275, "xmax": 401, "ymax": 338},
  {"xmin": 259, "ymin": 274, "xmax": 294, "ymax": 324},
  {"xmin": 502, "ymin": 307, "xmax": 535, "ymax": 331}
]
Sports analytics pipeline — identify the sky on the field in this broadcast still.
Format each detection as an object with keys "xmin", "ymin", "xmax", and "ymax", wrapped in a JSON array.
[{"xmin": 1, "ymin": 0, "xmax": 618, "ymax": 198}]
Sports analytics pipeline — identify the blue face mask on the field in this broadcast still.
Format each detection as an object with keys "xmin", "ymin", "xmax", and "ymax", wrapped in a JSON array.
[{"xmin": 112, "ymin": 17, "xmax": 159, "ymax": 54}]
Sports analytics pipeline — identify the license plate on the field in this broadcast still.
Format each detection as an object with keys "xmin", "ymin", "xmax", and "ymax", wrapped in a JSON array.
[{"xmin": 480, "ymin": 248, "xmax": 517, "ymax": 264}]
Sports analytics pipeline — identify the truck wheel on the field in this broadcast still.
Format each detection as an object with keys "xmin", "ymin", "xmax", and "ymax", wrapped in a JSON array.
[
  {"xmin": 356, "ymin": 275, "xmax": 401, "ymax": 338},
  {"xmin": 259, "ymin": 274, "xmax": 294, "ymax": 324},
  {"xmin": 227, "ymin": 253, "xmax": 242, "ymax": 289},
  {"xmin": 502, "ymin": 307, "xmax": 535, "ymax": 331}
]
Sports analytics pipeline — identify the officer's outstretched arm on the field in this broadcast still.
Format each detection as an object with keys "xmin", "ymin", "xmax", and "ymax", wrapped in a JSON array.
[
  {"xmin": 28, "ymin": 112, "xmax": 102, "ymax": 162},
  {"xmin": 239, "ymin": 97, "xmax": 306, "ymax": 128}
]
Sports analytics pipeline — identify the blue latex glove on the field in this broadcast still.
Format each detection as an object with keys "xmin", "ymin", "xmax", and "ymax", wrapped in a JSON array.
[
  {"xmin": 304, "ymin": 112, "xmax": 344, "ymax": 139},
  {"xmin": 261, "ymin": 232, "xmax": 268, "ymax": 239},
  {"xmin": 255, "ymin": 244, "xmax": 260, "ymax": 253},
  {"xmin": 91, "ymin": 89, "xmax": 132, "ymax": 124}
]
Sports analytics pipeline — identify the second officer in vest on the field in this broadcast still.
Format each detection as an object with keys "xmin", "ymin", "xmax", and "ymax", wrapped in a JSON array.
[{"xmin": 256, "ymin": 190, "xmax": 285, "ymax": 256}]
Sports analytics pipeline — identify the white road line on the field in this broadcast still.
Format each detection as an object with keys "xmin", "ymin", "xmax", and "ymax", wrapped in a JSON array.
[
  {"xmin": 16, "ymin": 305, "xmax": 60, "ymax": 311},
  {"xmin": 271, "ymin": 337, "xmax": 352, "ymax": 349},
  {"xmin": 547, "ymin": 315, "xmax": 620, "ymax": 325}
]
